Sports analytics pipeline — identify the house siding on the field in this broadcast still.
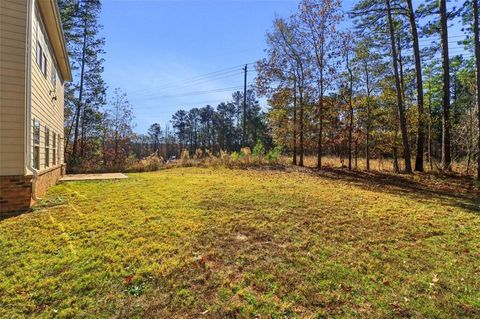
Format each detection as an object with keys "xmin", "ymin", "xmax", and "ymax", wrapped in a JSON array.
[
  {"xmin": 0, "ymin": 0, "xmax": 28, "ymax": 176},
  {"xmin": 30, "ymin": 1, "xmax": 64, "ymax": 173},
  {"xmin": 1, "ymin": 0, "xmax": 69, "ymax": 215}
]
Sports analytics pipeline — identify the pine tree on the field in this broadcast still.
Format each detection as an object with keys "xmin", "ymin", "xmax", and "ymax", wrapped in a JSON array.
[{"xmin": 57, "ymin": 0, "xmax": 107, "ymax": 167}]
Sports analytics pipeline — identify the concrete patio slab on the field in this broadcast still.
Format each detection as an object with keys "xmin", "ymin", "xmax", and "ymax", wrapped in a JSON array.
[{"xmin": 59, "ymin": 173, "xmax": 128, "ymax": 182}]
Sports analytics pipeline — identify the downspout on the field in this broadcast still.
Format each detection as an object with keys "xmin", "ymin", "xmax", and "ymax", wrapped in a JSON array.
[{"xmin": 25, "ymin": 0, "xmax": 39, "ymax": 201}]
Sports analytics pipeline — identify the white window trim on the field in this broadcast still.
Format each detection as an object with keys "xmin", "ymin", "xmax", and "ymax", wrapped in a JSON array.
[
  {"xmin": 33, "ymin": 120, "xmax": 40, "ymax": 170},
  {"xmin": 45, "ymin": 126, "xmax": 50, "ymax": 168}
]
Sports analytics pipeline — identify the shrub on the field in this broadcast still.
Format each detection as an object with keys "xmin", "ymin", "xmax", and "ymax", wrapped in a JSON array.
[
  {"xmin": 220, "ymin": 150, "xmax": 230, "ymax": 165},
  {"xmin": 205, "ymin": 149, "xmax": 213, "ymax": 158},
  {"xmin": 252, "ymin": 141, "xmax": 265, "ymax": 159},
  {"xmin": 126, "ymin": 154, "xmax": 164, "ymax": 172},
  {"xmin": 266, "ymin": 146, "xmax": 282, "ymax": 164},
  {"xmin": 194, "ymin": 148, "xmax": 203, "ymax": 159},
  {"xmin": 181, "ymin": 149, "xmax": 190, "ymax": 164},
  {"xmin": 240, "ymin": 147, "xmax": 251, "ymax": 165},
  {"xmin": 231, "ymin": 151, "xmax": 240, "ymax": 162}
]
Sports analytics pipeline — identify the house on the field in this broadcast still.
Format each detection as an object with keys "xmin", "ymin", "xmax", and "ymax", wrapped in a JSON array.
[{"xmin": 0, "ymin": 0, "xmax": 72, "ymax": 214}]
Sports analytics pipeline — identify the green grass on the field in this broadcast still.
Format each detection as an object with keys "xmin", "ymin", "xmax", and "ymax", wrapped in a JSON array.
[{"xmin": 1, "ymin": 167, "xmax": 479, "ymax": 318}]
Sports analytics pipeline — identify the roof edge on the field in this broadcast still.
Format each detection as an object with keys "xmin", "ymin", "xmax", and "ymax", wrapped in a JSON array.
[{"xmin": 37, "ymin": 0, "xmax": 72, "ymax": 82}]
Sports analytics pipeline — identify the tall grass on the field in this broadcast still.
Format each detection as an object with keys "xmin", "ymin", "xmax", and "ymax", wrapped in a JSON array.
[
  {"xmin": 301, "ymin": 155, "xmax": 478, "ymax": 176},
  {"xmin": 123, "ymin": 150, "xmax": 476, "ymax": 177}
]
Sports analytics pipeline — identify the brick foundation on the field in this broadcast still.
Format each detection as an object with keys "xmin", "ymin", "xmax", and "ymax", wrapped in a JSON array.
[
  {"xmin": 0, "ymin": 165, "xmax": 65, "ymax": 215},
  {"xmin": 34, "ymin": 165, "xmax": 64, "ymax": 197},
  {"xmin": 0, "ymin": 175, "xmax": 33, "ymax": 214}
]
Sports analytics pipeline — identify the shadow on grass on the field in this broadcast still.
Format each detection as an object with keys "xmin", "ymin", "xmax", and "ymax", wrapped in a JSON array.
[
  {"xmin": 0, "ymin": 208, "xmax": 32, "ymax": 221},
  {"xmin": 306, "ymin": 166, "xmax": 480, "ymax": 214},
  {"xmin": 0, "ymin": 197, "xmax": 66, "ymax": 221}
]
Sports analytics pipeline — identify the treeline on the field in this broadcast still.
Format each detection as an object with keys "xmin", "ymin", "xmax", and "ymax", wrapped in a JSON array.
[
  {"xmin": 58, "ymin": 0, "xmax": 479, "ymax": 178},
  {"xmin": 58, "ymin": 0, "xmax": 136, "ymax": 172},
  {"xmin": 134, "ymin": 90, "xmax": 271, "ymax": 159},
  {"xmin": 256, "ymin": 0, "xmax": 479, "ymax": 178}
]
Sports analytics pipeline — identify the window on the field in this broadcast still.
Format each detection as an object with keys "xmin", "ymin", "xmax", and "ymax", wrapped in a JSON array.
[
  {"xmin": 36, "ymin": 41, "xmax": 42, "ymax": 68},
  {"xmin": 42, "ymin": 52, "xmax": 47, "ymax": 76},
  {"xmin": 52, "ymin": 132, "xmax": 57, "ymax": 165},
  {"xmin": 45, "ymin": 126, "xmax": 50, "ymax": 168},
  {"xmin": 58, "ymin": 135, "xmax": 61, "ymax": 164},
  {"xmin": 33, "ymin": 120, "xmax": 40, "ymax": 170},
  {"xmin": 36, "ymin": 41, "xmax": 47, "ymax": 77},
  {"xmin": 51, "ymin": 68, "xmax": 57, "ymax": 88}
]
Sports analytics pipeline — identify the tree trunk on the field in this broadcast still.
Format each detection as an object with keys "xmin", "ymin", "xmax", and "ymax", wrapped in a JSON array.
[
  {"xmin": 317, "ymin": 113, "xmax": 323, "ymax": 169},
  {"xmin": 293, "ymin": 77, "xmax": 297, "ymax": 165},
  {"xmin": 474, "ymin": 0, "xmax": 480, "ymax": 180},
  {"xmin": 386, "ymin": 0, "xmax": 412, "ymax": 173},
  {"xmin": 65, "ymin": 112, "xmax": 76, "ymax": 158},
  {"xmin": 299, "ymin": 76, "xmax": 305, "ymax": 167},
  {"xmin": 393, "ymin": 125, "xmax": 400, "ymax": 173},
  {"xmin": 80, "ymin": 106, "xmax": 87, "ymax": 157},
  {"xmin": 317, "ymin": 80, "xmax": 324, "ymax": 169},
  {"xmin": 347, "ymin": 54, "xmax": 354, "ymax": 170},
  {"xmin": 467, "ymin": 102, "xmax": 474, "ymax": 175},
  {"xmin": 428, "ymin": 86, "xmax": 433, "ymax": 171},
  {"xmin": 393, "ymin": 146, "xmax": 400, "ymax": 173},
  {"xmin": 439, "ymin": 0, "xmax": 452, "ymax": 171},
  {"xmin": 364, "ymin": 62, "xmax": 371, "ymax": 171},
  {"xmin": 72, "ymin": 18, "xmax": 87, "ymax": 161},
  {"xmin": 354, "ymin": 139, "xmax": 358, "ymax": 169},
  {"xmin": 406, "ymin": 0, "xmax": 425, "ymax": 172}
]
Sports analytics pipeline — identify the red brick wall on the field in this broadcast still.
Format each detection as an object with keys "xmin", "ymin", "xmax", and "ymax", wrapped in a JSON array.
[
  {"xmin": 0, "ymin": 165, "xmax": 64, "ymax": 215},
  {"xmin": 0, "ymin": 175, "xmax": 33, "ymax": 214},
  {"xmin": 35, "ymin": 166, "xmax": 63, "ymax": 197}
]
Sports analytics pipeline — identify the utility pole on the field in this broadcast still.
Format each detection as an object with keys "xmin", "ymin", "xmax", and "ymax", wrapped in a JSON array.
[{"xmin": 242, "ymin": 64, "xmax": 247, "ymax": 147}]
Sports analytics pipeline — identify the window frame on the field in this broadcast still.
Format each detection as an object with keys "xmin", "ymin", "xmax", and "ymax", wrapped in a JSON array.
[
  {"xmin": 42, "ymin": 52, "xmax": 47, "ymax": 77},
  {"xmin": 51, "ymin": 67, "xmax": 57, "ymax": 89},
  {"xmin": 45, "ymin": 126, "xmax": 50, "ymax": 168},
  {"xmin": 33, "ymin": 120, "xmax": 40, "ymax": 170},
  {"xmin": 36, "ymin": 41, "xmax": 42, "ymax": 68},
  {"xmin": 52, "ymin": 132, "xmax": 57, "ymax": 166},
  {"xmin": 57, "ymin": 135, "xmax": 61, "ymax": 164}
]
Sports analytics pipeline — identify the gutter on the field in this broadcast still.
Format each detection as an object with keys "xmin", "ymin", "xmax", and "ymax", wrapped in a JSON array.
[
  {"xmin": 25, "ymin": 0, "xmax": 39, "ymax": 201},
  {"xmin": 51, "ymin": 0, "xmax": 72, "ymax": 81}
]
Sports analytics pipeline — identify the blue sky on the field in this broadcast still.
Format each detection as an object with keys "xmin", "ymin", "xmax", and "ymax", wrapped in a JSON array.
[
  {"xmin": 101, "ymin": 0, "xmax": 303, "ymax": 133},
  {"xmin": 99, "ymin": 0, "xmax": 468, "ymax": 133}
]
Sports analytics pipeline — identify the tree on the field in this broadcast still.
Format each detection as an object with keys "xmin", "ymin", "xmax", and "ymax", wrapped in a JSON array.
[
  {"xmin": 463, "ymin": 0, "xmax": 480, "ymax": 179},
  {"xmin": 299, "ymin": 0, "xmax": 343, "ymax": 169},
  {"xmin": 259, "ymin": 16, "xmax": 311, "ymax": 166},
  {"xmin": 439, "ymin": 0, "xmax": 452, "ymax": 170},
  {"xmin": 386, "ymin": 0, "xmax": 412, "ymax": 173},
  {"xmin": 187, "ymin": 108, "xmax": 200, "ymax": 152},
  {"xmin": 148, "ymin": 123, "xmax": 163, "ymax": 155},
  {"xmin": 58, "ymin": 0, "xmax": 106, "ymax": 167},
  {"xmin": 171, "ymin": 110, "xmax": 188, "ymax": 151},
  {"xmin": 405, "ymin": 0, "xmax": 426, "ymax": 172},
  {"xmin": 474, "ymin": 0, "xmax": 480, "ymax": 180},
  {"xmin": 352, "ymin": 36, "xmax": 386, "ymax": 171},
  {"xmin": 106, "ymin": 89, "xmax": 134, "ymax": 165},
  {"xmin": 340, "ymin": 33, "xmax": 356, "ymax": 170}
]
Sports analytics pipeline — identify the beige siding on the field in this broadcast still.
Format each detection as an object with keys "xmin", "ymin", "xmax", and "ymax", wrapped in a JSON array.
[
  {"xmin": 0, "ymin": 0, "xmax": 27, "ymax": 175},
  {"xmin": 30, "ymin": 2, "xmax": 64, "ymax": 172}
]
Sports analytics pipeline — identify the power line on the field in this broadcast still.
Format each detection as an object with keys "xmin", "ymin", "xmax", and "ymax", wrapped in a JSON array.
[
  {"xmin": 134, "ymin": 98, "xmax": 234, "ymax": 114},
  {"xmin": 130, "ymin": 68, "xmax": 243, "ymax": 95},
  {"xmin": 132, "ymin": 85, "xmax": 244, "ymax": 101},
  {"xmin": 132, "ymin": 70, "xmax": 244, "ymax": 97},
  {"xmin": 128, "ymin": 62, "xmax": 257, "ymax": 97}
]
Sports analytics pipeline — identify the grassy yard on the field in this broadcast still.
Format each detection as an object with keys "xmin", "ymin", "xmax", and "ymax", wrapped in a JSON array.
[{"xmin": 1, "ymin": 167, "xmax": 479, "ymax": 318}]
